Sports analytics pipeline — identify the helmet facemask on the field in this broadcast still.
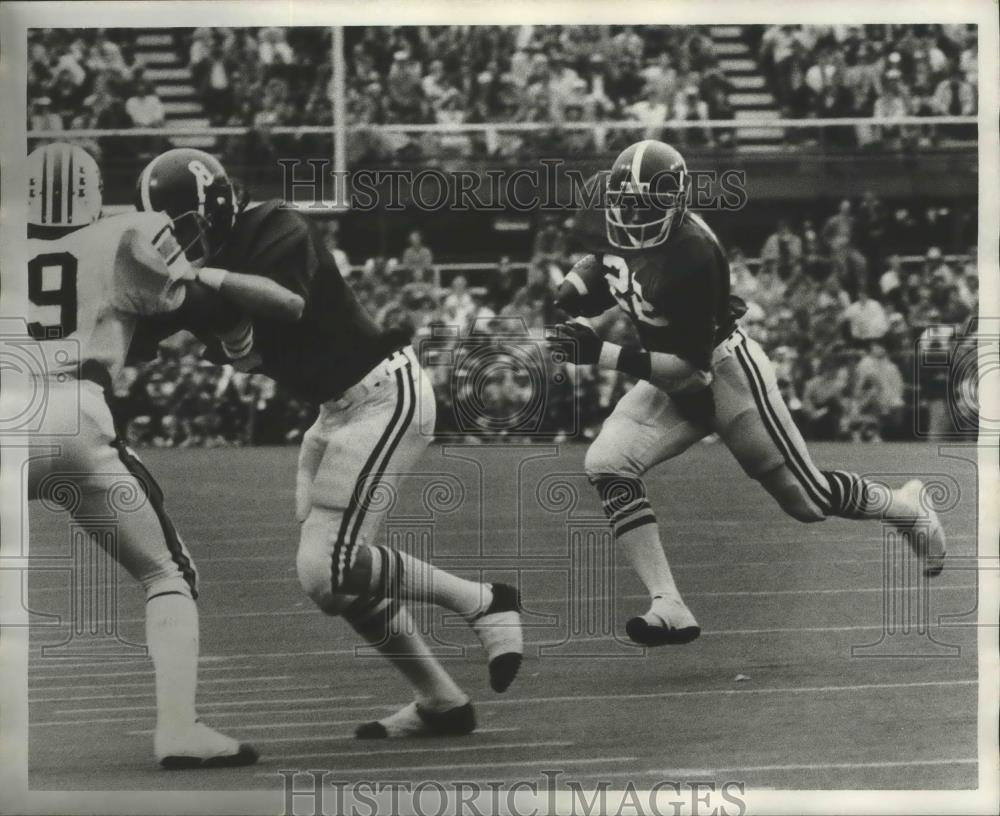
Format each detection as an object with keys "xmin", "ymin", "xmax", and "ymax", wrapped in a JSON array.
[
  {"xmin": 170, "ymin": 210, "xmax": 214, "ymax": 267},
  {"xmin": 605, "ymin": 169, "xmax": 689, "ymax": 250}
]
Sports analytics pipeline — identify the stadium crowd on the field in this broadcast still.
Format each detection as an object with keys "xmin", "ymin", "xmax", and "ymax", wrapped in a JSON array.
[
  {"xmin": 754, "ymin": 24, "xmax": 978, "ymax": 146},
  {"xmin": 111, "ymin": 195, "xmax": 979, "ymax": 448},
  {"xmin": 30, "ymin": 24, "xmax": 976, "ymax": 161}
]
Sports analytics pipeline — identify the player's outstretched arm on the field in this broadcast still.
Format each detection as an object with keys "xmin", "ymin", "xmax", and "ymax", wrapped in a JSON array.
[{"xmin": 196, "ymin": 267, "xmax": 305, "ymax": 322}]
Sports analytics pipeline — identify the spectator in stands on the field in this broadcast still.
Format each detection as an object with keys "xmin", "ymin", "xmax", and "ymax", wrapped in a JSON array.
[
  {"xmin": 532, "ymin": 215, "xmax": 569, "ymax": 274},
  {"xmin": 702, "ymin": 74, "xmax": 735, "ymax": 147},
  {"xmin": 805, "ymin": 46, "xmax": 839, "ymax": 99},
  {"xmin": 672, "ymin": 83, "xmax": 712, "ymax": 148},
  {"xmin": 488, "ymin": 256, "xmax": 521, "ymax": 313},
  {"xmin": 48, "ymin": 68, "xmax": 86, "ymax": 126},
  {"xmin": 442, "ymin": 275, "xmax": 476, "ymax": 329},
  {"xmin": 822, "ymin": 199, "xmax": 855, "ymax": 252},
  {"xmin": 760, "ymin": 218, "xmax": 803, "ymax": 280},
  {"xmin": 387, "ymin": 47, "xmax": 425, "ymax": 123},
  {"xmin": 853, "ymin": 341, "xmax": 905, "ymax": 440},
  {"xmin": 801, "ymin": 357, "xmax": 849, "ymax": 440},
  {"xmin": 401, "ymin": 230, "xmax": 434, "ymax": 282},
  {"xmin": 189, "ymin": 28, "xmax": 214, "ymax": 70},
  {"xmin": 856, "ymin": 188, "xmax": 889, "ymax": 272},
  {"xmin": 872, "ymin": 68, "xmax": 912, "ymax": 148},
  {"xmin": 932, "ymin": 68, "xmax": 976, "ymax": 142},
  {"xmin": 959, "ymin": 34, "xmax": 977, "ymax": 85},
  {"xmin": 258, "ymin": 27, "xmax": 295, "ymax": 67},
  {"xmin": 197, "ymin": 41, "xmax": 238, "ymax": 125},
  {"xmin": 843, "ymin": 289, "xmax": 889, "ymax": 346},
  {"xmin": 879, "ymin": 254, "xmax": 905, "ymax": 310},
  {"xmin": 28, "ymin": 97, "xmax": 64, "ymax": 134},
  {"xmin": 624, "ymin": 85, "xmax": 669, "ymax": 140},
  {"xmin": 82, "ymin": 71, "xmax": 134, "ymax": 160},
  {"xmin": 125, "ymin": 76, "xmax": 166, "ymax": 128}
]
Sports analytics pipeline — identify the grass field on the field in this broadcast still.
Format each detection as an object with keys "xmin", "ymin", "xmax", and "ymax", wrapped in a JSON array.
[{"xmin": 26, "ymin": 441, "xmax": 981, "ymax": 791}]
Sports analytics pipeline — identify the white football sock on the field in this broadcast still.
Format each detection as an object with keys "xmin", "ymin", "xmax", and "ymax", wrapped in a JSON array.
[
  {"xmin": 146, "ymin": 592, "xmax": 199, "ymax": 732},
  {"xmin": 619, "ymin": 518, "xmax": 680, "ymax": 600},
  {"xmin": 349, "ymin": 604, "xmax": 467, "ymax": 712}
]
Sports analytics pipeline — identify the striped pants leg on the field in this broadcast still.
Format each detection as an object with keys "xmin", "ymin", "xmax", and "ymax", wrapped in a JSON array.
[
  {"xmin": 584, "ymin": 379, "xmax": 708, "ymax": 535},
  {"xmin": 28, "ymin": 382, "xmax": 198, "ymax": 600},
  {"xmin": 719, "ymin": 331, "xmax": 882, "ymax": 521},
  {"xmin": 295, "ymin": 351, "xmax": 436, "ymax": 618}
]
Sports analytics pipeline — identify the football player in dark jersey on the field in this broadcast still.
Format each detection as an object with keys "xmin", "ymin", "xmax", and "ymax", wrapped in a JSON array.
[
  {"xmin": 551, "ymin": 140, "xmax": 945, "ymax": 646},
  {"xmin": 132, "ymin": 149, "xmax": 523, "ymax": 739}
]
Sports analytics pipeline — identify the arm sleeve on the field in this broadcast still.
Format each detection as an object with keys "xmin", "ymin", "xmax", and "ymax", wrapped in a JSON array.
[{"xmin": 114, "ymin": 227, "xmax": 189, "ymax": 316}]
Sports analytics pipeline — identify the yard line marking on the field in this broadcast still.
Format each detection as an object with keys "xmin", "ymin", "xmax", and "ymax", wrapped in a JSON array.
[
  {"xmin": 128, "ymin": 705, "xmax": 399, "ymax": 734},
  {"xmin": 55, "ymin": 607, "xmax": 978, "ymax": 628},
  {"xmin": 26, "ymin": 656, "xmax": 249, "ymax": 669},
  {"xmin": 269, "ymin": 740, "xmax": 572, "ymax": 762},
  {"xmin": 30, "ymin": 683, "xmax": 323, "ymax": 704},
  {"xmin": 475, "ymin": 678, "xmax": 976, "ymax": 708},
  {"xmin": 255, "ymin": 727, "xmax": 521, "ymax": 745},
  {"xmin": 25, "ymin": 581, "xmax": 978, "ymax": 600},
  {"xmin": 254, "ymin": 756, "xmax": 639, "ymax": 777},
  {"xmin": 28, "ymin": 665, "xmax": 255, "ymax": 681},
  {"xmin": 52, "ymin": 694, "xmax": 372, "ymax": 716},
  {"xmin": 29, "ymin": 674, "xmax": 292, "ymax": 693},
  {"xmin": 638, "ymin": 758, "xmax": 978, "ymax": 775},
  {"xmin": 156, "ymin": 620, "xmax": 974, "ymax": 662},
  {"xmin": 42, "ymin": 679, "xmax": 975, "ymax": 730}
]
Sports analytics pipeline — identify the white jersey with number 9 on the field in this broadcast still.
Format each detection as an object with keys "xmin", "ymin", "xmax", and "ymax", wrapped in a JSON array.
[{"xmin": 27, "ymin": 211, "xmax": 194, "ymax": 381}]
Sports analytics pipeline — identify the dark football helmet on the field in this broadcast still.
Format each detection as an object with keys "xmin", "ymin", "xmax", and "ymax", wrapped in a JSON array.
[
  {"xmin": 135, "ymin": 148, "xmax": 237, "ymax": 264},
  {"xmin": 605, "ymin": 140, "xmax": 689, "ymax": 250}
]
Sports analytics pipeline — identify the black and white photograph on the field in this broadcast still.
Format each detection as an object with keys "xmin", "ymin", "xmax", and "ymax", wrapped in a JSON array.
[{"xmin": 1, "ymin": 1, "xmax": 997, "ymax": 813}]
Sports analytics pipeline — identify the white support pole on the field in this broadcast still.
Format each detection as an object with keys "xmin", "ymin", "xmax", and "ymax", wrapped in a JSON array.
[{"xmin": 331, "ymin": 25, "xmax": 347, "ymax": 208}]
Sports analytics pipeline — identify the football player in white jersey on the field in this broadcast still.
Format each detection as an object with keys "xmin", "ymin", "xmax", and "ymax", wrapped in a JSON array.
[{"xmin": 22, "ymin": 142, "xmax": 303, "ymax": 769}]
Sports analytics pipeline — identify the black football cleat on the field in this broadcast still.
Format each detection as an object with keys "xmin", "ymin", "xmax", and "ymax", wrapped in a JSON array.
[
  {"xmin": 156, "ymin": 721, "xmax": 260, "ymax": 769},
  {"xmin": 625, "ymin": 594, "xmax": 701, "ymax": 646},
  {"xmin": 355, "ymin": 700, "xmax": 476, "ymax": 739}
]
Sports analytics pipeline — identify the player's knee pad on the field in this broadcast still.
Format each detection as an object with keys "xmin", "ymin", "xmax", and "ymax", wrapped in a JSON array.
[
  {"xmin": 584, "ymin": 438, "xmax": 643, "ymax": 482},
  {"xmin": 757, "ymin": 467, "xmax": 827, "ymax": 523},
  {"xmin": 297, "ymin": 514, "xmax": 370, "ymax": 614},
  {"xmin": 143, "ymin": 573, "xmax": 195, "ymax": 603},
  {"xmin": 131, "ymin": 543, "xmax": 198, "ymax": 601},
  {"xmin": 296, "ymin": 528, "xmax": 337, "ymax": 612},
  {"xmin": 341, "ymin": 595, "xmax": 399, "ymax": 640}
]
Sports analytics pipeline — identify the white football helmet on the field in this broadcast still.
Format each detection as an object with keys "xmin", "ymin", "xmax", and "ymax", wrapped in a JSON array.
[{"xmin": 27, "ymin": 142, "xmax": 103, "ymax": 229}]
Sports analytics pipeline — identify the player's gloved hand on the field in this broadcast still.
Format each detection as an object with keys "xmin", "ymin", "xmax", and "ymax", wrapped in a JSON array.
[{"xmin": 551, "ymin": 320, "xmax": 603, "ymax": 366}]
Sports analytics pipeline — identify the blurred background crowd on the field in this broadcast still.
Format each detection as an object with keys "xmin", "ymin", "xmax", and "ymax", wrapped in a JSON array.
[
  {"xmin": 26, "ymin": 24, "xmax": 979, "ymax": 447},
  {"xmin": 28, "ymin": 23, "xmax": 978, "ymax": 161},
  {"xmin": 108, "ymin": 193, "xmax": 979, "ymax": 449}
]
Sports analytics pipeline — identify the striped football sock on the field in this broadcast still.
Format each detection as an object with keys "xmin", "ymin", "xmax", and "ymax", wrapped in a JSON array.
[{"xmin": 592, "ymin": 476, "xmax": 679, "ymax": 599}]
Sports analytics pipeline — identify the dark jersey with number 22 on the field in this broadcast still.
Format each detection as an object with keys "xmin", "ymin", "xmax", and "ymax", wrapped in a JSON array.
[{"xmin": 576, "ymin": 208, "xmax": 746, "ymax": 372}]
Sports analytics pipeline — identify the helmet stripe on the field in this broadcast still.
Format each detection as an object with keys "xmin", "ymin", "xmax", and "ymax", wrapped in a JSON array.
[
  {"xmin": 51, "ymin": 145, "xmax": 64, "ymax": 225},
  {"xmin": 630, "ymin": 139, "xmax": 653, "ymax": 188},
  {"xmin": 40, "ymin": 147, "xmax": 48, "ymax": 224},
  {"xmin": 66, "ymin": 148, "xmax": 74, "ymax": 223}
]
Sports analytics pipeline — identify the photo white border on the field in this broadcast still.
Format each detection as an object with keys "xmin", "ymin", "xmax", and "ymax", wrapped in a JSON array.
[{"xmin": 1, "ymin": 1, "xmax": 997, "ymax": 813}]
